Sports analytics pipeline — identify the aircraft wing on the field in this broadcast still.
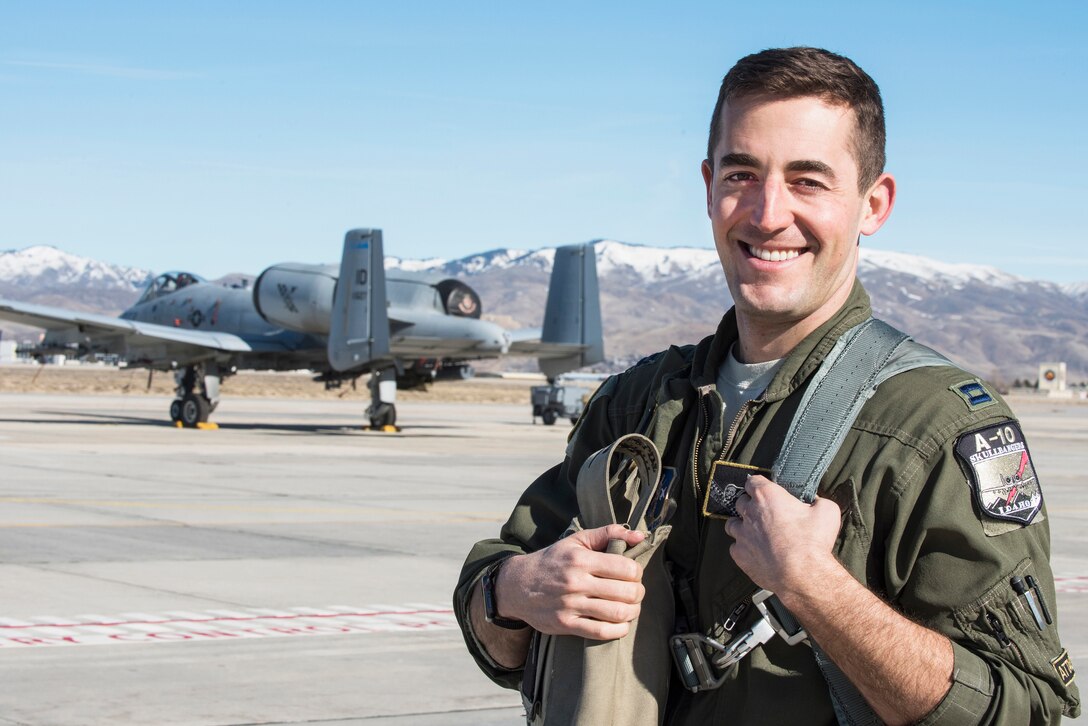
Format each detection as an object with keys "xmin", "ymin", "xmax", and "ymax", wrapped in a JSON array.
[
  {"xmin": 0, "ymin": 298, "xmax": 253, "ymax": 358},
  {"xmin": 505, "ymin": 327, "xmax": 589, "ymax": 359}
]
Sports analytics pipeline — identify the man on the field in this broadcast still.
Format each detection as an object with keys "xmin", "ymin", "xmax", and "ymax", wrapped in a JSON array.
[{"xmin": 454, "ymin": 47, "xmax": 1080, "ymax": 724}]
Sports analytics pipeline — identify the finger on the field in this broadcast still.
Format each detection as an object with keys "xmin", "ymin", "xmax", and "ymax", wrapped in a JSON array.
[
  {"xmin": 576, "ymin": 524, "xmax": 647, "ymax": 552},
  {"xmin": 745, "ymin": 473, "xmax": 774, "ymax": 492},
  {"xmin": 579, "ymin": 549, "xmax": 644, "ymax": 583},
  {"xmin": 812, "ymin": 495, "xmax": 846, "ymax": 523},
  {"xmin": 565, "ymin": 593, "xmax": 642, "ymax": 625},
  {"xmin": 580, "ymin": 575, "xmax": 645, "ymax": 605},
  {"xmin": 566, "ymin": 617, "xmax": 633, "ymax": 642},
  {"xmin": 723, "ymin": 515, "xmax": 741, "ymax": 538},
  {"xmin": 733, "ymin": 491, "xmax": 749, "ymax": 517}
]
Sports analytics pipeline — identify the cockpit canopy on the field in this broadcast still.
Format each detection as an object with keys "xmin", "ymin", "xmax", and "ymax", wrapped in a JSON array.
[{"xmin": 137, "ymin": 271, "xmax": 206, "ymax": 304}]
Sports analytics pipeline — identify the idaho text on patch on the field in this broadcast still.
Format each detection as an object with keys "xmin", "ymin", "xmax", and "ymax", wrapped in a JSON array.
[{"xmin": 955, "ymin": 421, "xmax": 1042, "ymax": 525}]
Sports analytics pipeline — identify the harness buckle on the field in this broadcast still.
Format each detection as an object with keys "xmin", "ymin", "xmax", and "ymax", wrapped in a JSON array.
[
  {"xmin": 669, "ymin": 632, "xmax": 729, "ymax": 693},
  {"xmin": 752, "ymin": 589, "xmax": 808, "ymax": 646},
  {"xmin": 671, "ymin": 589, "xmax": 809, "ymax": 692}
]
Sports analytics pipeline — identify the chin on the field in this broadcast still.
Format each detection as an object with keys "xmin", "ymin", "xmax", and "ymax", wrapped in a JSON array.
[{"xmin": 733, "ymin": 285, "xmax": 805, "ymax": 317}]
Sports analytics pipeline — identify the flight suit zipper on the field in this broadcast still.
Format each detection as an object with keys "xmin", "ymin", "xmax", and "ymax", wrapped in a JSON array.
[
  {"xmin": 691, "ymin": 387, "xmax": 758, "ymax": 494},
  {"xmin": 689, "ymin": 385, "xmax": 759, "ymax": 631},
  {"xmin": 984, "ymin": 609, "xmax": 1029, "ymax": 669},
  {"xmin": 716, "ymin": 400, "xmax": 755, "ymax": 466},
  {"xmin": 690, "ymin": 384, "xmax": 715, "ymax": 494},
  {"xmin": 689, "ymin": 384, "xmax": 717, "ymax": 615},
  {"xmin": 986, "ymin": 612, "xmax": 1012, "ymax": 647}
]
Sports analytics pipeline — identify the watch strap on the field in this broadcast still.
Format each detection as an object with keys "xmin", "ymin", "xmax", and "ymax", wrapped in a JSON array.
[{"xmin": 482, "ymin": 558, "xmax": 528, "ymax": 630}]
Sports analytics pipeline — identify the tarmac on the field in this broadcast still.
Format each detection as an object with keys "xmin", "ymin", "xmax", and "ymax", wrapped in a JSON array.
[{"xmin": 0, "ymin": 391, "xmax": 1085, "ymax": 725}]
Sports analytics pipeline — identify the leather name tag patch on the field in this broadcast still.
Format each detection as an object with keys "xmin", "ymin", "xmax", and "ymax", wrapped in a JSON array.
[
  {"xmin": 703, "ymin": 461, "xmax": 771, "ymax": 520},
  {"xmin": 955, "ymin": 421, "xmax": 1042, "ymax": 526}
]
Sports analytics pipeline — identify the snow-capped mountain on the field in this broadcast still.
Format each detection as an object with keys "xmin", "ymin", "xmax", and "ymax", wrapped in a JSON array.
[
  {"xmin": 0, "ymin": 245, "xmax": 151, "ymax": 291},
  {"xmin": 2, "ymin": 241, "xmax": 1086, "ymax": 381},
  {"xmin": 387, "ymin": 240, "xmax": 1088, "ymax": 381},
  {"xmin": 1062, "ymin": 280, "xmax": 1088, "ymax": 303},
  {"xmin": 0, "ymin": 245, "xmax": 152, "ymax": 313}
]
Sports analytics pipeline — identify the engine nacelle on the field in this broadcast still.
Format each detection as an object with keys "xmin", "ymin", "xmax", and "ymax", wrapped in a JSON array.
[
  {"xmin": 253, "ymin": 263, "xmax": 336, "ymax": 334},
  {"xmin": 435, "ymin": 279, "xmax": 482, "ymax": 319}
]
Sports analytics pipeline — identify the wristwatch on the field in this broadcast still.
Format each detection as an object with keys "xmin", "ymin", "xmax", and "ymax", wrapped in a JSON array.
[{"xmin": 481, "ymin": 558, "xmax": 528, "ymax": 630}]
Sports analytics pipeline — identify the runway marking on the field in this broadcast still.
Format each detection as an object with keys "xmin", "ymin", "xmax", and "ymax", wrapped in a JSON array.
[
  {"xmin": 0, "ymin": 604, "xmax": 457, "ymax": 649},
  {"xmin": 0, "ymin": 497, "xmax": 508, "ymax": 524},
  {"xmin": 1055, "ymin": 576, "xmax": 1088, "ymax": 594}
]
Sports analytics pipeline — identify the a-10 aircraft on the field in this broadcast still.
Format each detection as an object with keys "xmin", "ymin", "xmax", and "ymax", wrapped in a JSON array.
[{"xmin": 0, "ymin": 229, "xmax": 603, "ymax": 430}]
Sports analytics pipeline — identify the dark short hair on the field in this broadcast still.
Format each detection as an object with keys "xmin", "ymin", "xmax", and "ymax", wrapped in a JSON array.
[{"xmin": 707, "ymin": 47, "xmax": 886, "ymax": 191}]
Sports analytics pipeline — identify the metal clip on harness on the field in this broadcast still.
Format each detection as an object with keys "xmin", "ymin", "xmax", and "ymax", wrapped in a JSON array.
[{"xmin": 670, "ymin": 589, "xmax": 807, "ymax": 692}]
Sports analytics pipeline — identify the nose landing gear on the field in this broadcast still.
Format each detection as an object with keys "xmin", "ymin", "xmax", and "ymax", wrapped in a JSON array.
[{"xmin": 169, "ymin": 364, "xmax": 222, "ymax": 429}]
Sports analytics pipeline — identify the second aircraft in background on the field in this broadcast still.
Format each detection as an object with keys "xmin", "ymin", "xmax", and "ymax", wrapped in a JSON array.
[{"xmin": 0, "ymin": 229, "xmax": 603, "ymax": 430}]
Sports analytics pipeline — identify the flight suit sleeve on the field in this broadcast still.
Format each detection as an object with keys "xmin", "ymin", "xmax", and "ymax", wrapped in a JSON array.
[
  {"xmin": 878, "ymin": 405, "xmax": 1080, "ymax": 725},
  {"xmin": 452, "ymin": 376, "xmax": 621, "ymax": 689}
]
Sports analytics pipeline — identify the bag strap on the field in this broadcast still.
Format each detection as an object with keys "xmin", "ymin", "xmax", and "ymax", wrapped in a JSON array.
[
  {"xmin": 576, "ymin": 433, "xmax": 662, "ymax": 532},
  {"xmin": 771, "ymin": 317, "xmax": 952, "ymax": 726}
]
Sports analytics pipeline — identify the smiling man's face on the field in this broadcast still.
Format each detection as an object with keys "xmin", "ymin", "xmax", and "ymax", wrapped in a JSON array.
[{"xmin": 702, "ymin": 94, "xmax": 894, "ymax": 356}]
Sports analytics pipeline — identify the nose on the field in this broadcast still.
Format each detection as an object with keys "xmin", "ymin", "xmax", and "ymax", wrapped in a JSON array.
[{"xmin": 750, "ymin": 178, "xmax": 793, "ymax": 234}]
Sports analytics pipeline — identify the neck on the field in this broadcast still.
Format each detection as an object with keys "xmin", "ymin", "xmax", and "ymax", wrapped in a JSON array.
[
  {"xmin": 733, "ymin": 281, "xmax": 856, "ymax": 364},
  {"xmin": 734, "ymin": 316, "xmax": 822, "ymax": 363}
]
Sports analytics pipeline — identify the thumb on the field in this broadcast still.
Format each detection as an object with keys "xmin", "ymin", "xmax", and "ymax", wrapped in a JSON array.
[{"xmin": 576, "ymin": 524, "xmax": 647, "ymax": 552}]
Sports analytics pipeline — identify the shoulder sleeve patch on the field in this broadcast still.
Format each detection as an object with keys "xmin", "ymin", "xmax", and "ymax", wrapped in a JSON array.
[
  {"xmin": 955, "ymin": 421, "xmax": 1043, "ymax": 532},
  {"xmin": 950, "ymin": 378, "xmax": 998, "ymax": 411}
]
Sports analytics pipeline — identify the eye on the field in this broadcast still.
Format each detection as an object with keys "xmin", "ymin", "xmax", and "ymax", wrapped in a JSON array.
[
  {"xmin": 723, "ymin": 171, "xmax": 757, "ymax": 183},
  {"xmin": 792, "ymin": 178, "xmax": 826, "ymax": 191}
]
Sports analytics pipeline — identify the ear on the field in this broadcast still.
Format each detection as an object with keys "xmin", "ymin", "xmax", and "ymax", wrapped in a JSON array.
[
  {"xmin": 701, "ymin": 159, "xmax": 714, "ymax": 217},
  {"xmin": 859, "ymin": 173, "xmax": 896, "ymax": 236}
]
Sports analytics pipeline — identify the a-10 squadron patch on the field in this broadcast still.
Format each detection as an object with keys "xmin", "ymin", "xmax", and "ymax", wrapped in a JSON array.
[{"xmin": 955, "ymin": 421, "xmax": 1042, "ymax": 526}]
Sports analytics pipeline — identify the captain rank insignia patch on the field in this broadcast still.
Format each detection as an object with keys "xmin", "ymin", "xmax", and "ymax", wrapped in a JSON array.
[{"xmin": 955, "ymin": 421, "xmax": 1043, "ymax": 527}]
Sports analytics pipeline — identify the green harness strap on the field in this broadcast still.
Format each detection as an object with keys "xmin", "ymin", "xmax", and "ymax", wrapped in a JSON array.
[{"xmin": 771, "ymin": 317, "xmax": 953, "ymax": 726}]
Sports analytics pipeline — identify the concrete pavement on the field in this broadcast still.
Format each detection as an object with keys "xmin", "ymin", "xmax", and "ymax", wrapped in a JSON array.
[{"xmin": 0, "ymin": 391, "xmax": 1084, "ymax": 725}]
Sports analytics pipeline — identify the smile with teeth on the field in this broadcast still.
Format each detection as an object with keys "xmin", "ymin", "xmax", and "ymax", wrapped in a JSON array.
[{"xmin": 746, "ymin": 244, "xmax": 803, "ymax": 262}]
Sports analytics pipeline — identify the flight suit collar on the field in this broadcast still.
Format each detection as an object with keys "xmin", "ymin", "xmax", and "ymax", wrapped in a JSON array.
[{"xmin": 688, "ymin": 279, "xmax": 873, "ymax": 402}]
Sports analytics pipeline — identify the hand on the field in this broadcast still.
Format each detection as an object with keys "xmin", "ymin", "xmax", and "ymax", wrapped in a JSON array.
[
  {"xmin": 725, "ymin": 475, "xmax": 843, "ymax": 596},
  {"xmin": 498, "ymin": 524, "xmax": 647, "ymax": 640}
]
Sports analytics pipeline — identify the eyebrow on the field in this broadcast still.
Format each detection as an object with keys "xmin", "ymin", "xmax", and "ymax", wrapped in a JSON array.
[
  {"xmin": 785, "ymin": 159, "xmax": 837, "ymax": 179},
  {"xmin": 718, "ymin": 152, "xmax": 759, "ymax": 168},
  {"xmin": 717, "ymin": 154, "xmax": 838, "ymax": 181}
]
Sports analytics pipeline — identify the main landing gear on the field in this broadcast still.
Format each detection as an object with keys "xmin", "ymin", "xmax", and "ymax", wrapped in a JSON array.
[
  {"xmin": 169, "ymin": 364, "xmax": 222, "ymax": 429},
  {"xmin": 366, "ymin": 367, "xmax": 399, "ymax": 431}
]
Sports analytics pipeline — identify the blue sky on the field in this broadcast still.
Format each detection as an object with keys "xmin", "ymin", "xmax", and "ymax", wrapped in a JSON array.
[{"xmin": 1, "ymin": 1, "xmax": 1085, "ymax": 282}]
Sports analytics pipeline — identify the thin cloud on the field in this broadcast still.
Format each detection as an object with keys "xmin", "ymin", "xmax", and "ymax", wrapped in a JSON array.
[{"xmin": 6, "ymin": 59, "xmax": 198, "ymax": 81}]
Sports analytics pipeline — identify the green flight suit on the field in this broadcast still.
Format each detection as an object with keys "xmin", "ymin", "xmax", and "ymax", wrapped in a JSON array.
[{"xmin": 454, "ymin": 282, "xmax": 1080, "ymax": 724}]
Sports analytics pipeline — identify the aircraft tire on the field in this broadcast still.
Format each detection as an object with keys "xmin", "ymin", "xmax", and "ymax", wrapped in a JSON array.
[
  {"xmin": 180, "ymin": 394, "xmax": 211, "ymax": 428},
  {"xmin": 169, "ymin": 399, "xmax": 183, "ymax": 422},
  {"xmin": 369, "ymin": 403, "xmax": 397, "ymax": 429},
  {"xmin": 457, "ymin": 364, "xmax": 475, "ymax": 380},
  {"xmin": 541, "ymin": 408, "xmax": 558, "ymax": 426}
]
